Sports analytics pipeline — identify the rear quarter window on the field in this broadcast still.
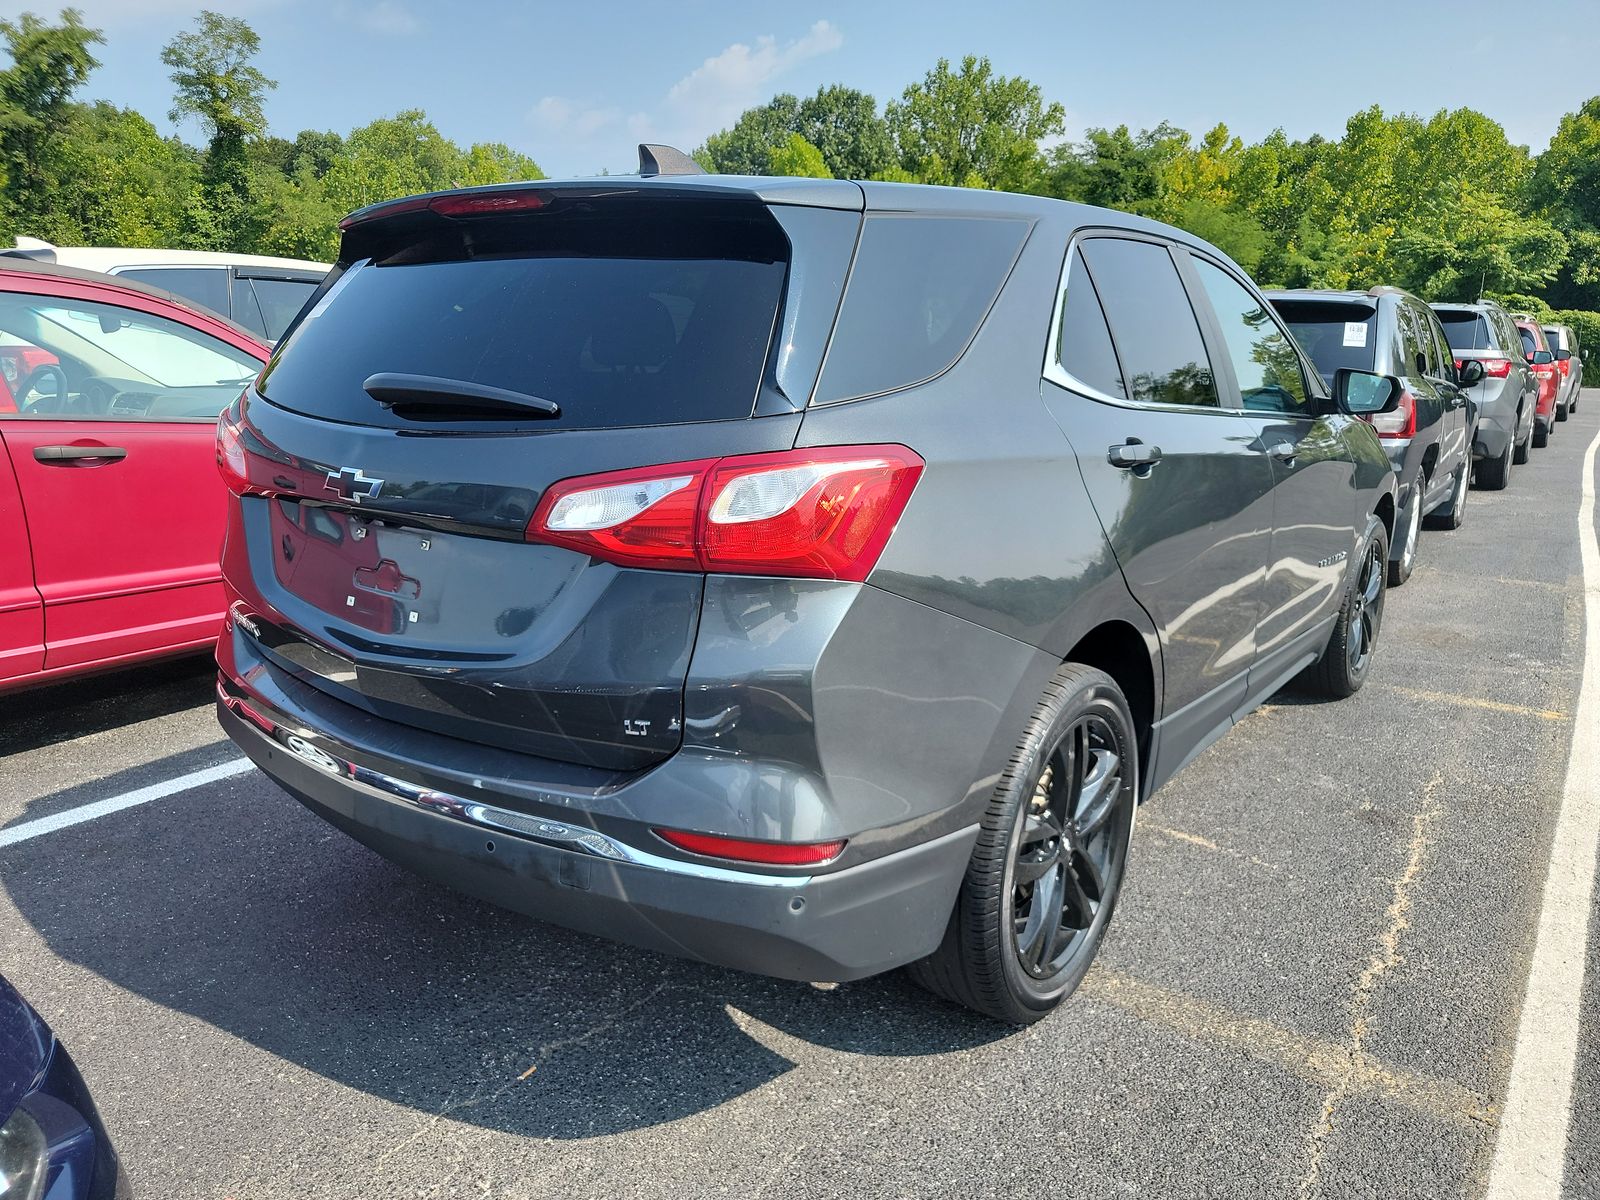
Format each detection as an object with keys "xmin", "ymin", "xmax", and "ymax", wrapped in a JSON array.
[{"xmin": 813, "ymin": 215, "xmax": 1029, "ymax": 404}]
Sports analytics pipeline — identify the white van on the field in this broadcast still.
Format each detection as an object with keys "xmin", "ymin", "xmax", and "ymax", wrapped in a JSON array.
[{"xmin": 4, "ymin": 239, "xmax": 329, "ymax": 342}]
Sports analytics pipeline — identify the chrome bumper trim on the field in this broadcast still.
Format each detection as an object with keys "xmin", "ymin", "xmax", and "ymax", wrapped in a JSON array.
[{"xmin": 218, "ymin": 679, "xmax": 811, "ymax": 890}]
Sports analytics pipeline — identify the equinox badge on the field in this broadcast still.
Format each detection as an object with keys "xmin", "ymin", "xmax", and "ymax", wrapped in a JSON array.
[{"xmin": 325, "ymin": 466, "xmax": 383, "ymax": 503}]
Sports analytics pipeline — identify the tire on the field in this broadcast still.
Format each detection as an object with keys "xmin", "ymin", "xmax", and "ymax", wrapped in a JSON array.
[
  {"xmin": 1514, "ymin": 422, "xmax": 1531, "ymax": 465},
  {"xmin": 1388, "ymin": 485, "xmax": 1421, "ymax": 587},
  {"xmin": 1301, "ymin": 518, "xmax": 1389, "ymax": 699},
  {"xmin": 1557, "ymin": 397, "xmax": 1569, "ymax": 422},
  {"xmin": 1426, "ymin": 461, "xmax": 1469, "ymax": 529},
  {"xmin": 1477, "ymin": 438, "xmax": 1512, "ymax": 491},
  {"xmin": 1534, "ymin": 420, "xmax": 1549, "ymax": 449},
  {"xmin": 907, "ymin": 663, "xmax": 1138, "ymax": 1025}
]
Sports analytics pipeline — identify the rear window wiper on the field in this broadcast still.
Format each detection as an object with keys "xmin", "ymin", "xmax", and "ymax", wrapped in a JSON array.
[{"xmin": 362, "ymin": 373, "xmax": 561, "ymax": 418}]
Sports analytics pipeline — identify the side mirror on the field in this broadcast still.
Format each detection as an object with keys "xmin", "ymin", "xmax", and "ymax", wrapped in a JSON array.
[
  {"xmin": 1556, "ymin": 349, "xmax": 1572, "ymax": 362},
  {"xmin": 1532, "ymin": 349, "xmax": 1554, "ymax": 365},
  {"xmin": 1458, "ymin": 359, "xmax": 1487, "ymax": 387},
  {"xmin": 1333, "ymin": 368, "xmax": 1403, "ymax": 416}
]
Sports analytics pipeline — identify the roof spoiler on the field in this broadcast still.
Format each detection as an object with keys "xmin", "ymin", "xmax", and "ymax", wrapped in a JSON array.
[{"xmin": 637, "ymin": 144, "xmax": 705, "ymax": 177}]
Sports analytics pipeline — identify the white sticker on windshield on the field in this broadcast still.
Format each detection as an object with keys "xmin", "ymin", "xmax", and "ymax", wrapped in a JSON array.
[{"xmin": 1343, "ymin": 321, "xmax": 1369, "ymax": 348}]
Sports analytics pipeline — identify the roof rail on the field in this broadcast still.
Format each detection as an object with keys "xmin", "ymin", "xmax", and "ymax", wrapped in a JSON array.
[{"xmin": 637, "ymin": 144, "xmax": 706, "ymax": 177}]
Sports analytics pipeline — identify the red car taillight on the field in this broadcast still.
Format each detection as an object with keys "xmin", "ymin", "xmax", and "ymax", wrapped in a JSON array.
[
  {"xmin": 1365, "ymin": 390, "xmax": 1416, "ymax": 440},
  {"xmin": 654, "ymin": 828, "xmax": 847, "ymax": 866},
  {"xmin": 528, "ymin": 445, "xmax": 925, "ymax": 581},
  {"xmin": 216, "ymin": 409, "xmax": 250, "ymax": 491},
  {"xmin": 1455, "ymin": 357, "xmax": 1512, "ymax": 379}
]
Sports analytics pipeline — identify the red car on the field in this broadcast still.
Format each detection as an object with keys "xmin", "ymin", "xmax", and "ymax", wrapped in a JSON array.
[
  {"xmin": 1514, "ymin": 317, "xmax": 1561, "ymax": 448},
  {"xmin": 0, "ymin": 259, "xmax": 270, "ymax": 692}
]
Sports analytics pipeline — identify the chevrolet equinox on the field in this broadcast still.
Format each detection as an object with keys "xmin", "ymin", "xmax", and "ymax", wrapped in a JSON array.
[{"xmin": 215, "ymin": 148, "xmax": 1398, "ymax": 1023}]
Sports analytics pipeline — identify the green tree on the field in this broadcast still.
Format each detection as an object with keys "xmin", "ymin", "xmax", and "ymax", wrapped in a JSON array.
[
  {"xmin": 767, "ymin": 132, "xmax": 832, "ymax": 179},
  {"xmin": 0, "ymin": 7, "xmax": 103, "ymax": 239},
  {"xmin": 161, "ymin": 10, "xmax": 276, "ymax": 250},
  {"xmin": 795, "ymin": 85, "xmax": 891, "ymax": 178},
  {"xmin": 886, "ymin": 55, "xmax": 1063, "ymax": 190},
  {"xmin": 697, "ymin": 94, "xmax": 802, "ymax": 175},
  {"xmin": 47, "ymin": 101, "xmax": 196, "ymax": 246},
  {"xmin": 1529, "ymin": 97, "xmax": 1600, "ymax": 307}
]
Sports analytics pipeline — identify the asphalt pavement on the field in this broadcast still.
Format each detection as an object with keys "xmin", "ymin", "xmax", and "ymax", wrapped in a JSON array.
[{"xmin": 2, "ymin": 392, "xmax": 1598, "ymax": 1199}]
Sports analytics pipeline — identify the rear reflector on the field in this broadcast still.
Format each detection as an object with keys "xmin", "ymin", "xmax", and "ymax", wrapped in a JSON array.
[
  {"xmin": 528, "ymin": 445, "xmax": 924, "ymax": 580},
  {"xmin": 654, "ymin": 828, "xmax": 847, "ymax": 866}
]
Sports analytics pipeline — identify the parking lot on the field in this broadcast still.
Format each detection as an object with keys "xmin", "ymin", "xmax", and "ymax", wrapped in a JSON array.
[{"xmin": 0, "ymin": 394, "xmax": 1595, "ymax": 1199}]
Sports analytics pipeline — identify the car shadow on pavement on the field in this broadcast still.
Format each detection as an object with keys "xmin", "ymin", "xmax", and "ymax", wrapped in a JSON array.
[
  {"xmin": 2, "ymin": 770, "xmax": 1010, "ymax": 1139},
  {"xmin": 0, "ymin": 656, "xmax": 216, "ymax": 756}
]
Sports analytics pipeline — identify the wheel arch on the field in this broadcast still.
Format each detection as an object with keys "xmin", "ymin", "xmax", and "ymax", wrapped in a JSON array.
[{"xmin": 1064, "ymin": 620, "xmax": 1156, "ymax": 791}]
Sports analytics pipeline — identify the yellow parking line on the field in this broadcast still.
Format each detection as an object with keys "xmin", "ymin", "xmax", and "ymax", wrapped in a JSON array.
[
  {"xmin": 1080, "ymin": 968, "xmax": 1495, "ymax": 1131},
  {"xmin": 1383, "ymin": 686, "xmax": 1569, "ymax": 722}
]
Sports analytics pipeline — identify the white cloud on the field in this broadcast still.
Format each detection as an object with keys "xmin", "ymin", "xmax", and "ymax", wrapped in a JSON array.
[
  {"xmin": 333, "ymin": 1, "xmax": 420, "ymax": 36},
  {"xmin": 531, "ymin": 96, "xmax": 622, "ymax": 139}
]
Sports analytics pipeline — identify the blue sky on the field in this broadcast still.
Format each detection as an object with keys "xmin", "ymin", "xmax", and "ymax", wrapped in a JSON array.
[{"xmin": 4, "ymin": 0, "xmax": 1597, "ymax": 176}]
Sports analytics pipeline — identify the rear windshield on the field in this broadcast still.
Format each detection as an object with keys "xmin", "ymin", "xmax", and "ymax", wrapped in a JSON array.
[
  {"xmin": 1436, "ymin": 310, "xmax": 1494, "ymax": 351},
  {"xmin": 1271, "ymin": 300, "xmax": 1379, "ymax": 383},
  {"xmin": 259, "ymin": 206, "xmax": 788, "ymax": 430}
]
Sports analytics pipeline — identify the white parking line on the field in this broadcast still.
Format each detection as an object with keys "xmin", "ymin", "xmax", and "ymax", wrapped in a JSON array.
[
  {"xmin": 1484, "ymin": 419, "xmax": 1600, "ymax": 1200},
  {"xmin": 0, "ymin": 758, "xmax": 253, "ymax": 850}
]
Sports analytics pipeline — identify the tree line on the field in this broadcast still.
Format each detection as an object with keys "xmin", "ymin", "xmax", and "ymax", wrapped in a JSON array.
[
  {"xmin": 0, "ymin": 8, "xmax": 544, "ymax": 261},
  {"xmin": 1, "ymin": 11, "xmax": 1597, "ymax": 336}
]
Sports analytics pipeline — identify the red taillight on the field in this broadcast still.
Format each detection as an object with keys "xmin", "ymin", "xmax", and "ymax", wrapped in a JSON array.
[
  {"xmin": 1455, "ymin": 357, "xmax": 1512, "ymax": 379},
  {"xmin": 654, "ymin": 828, "xmax": 847, "ymax": 866},
  {"xmin": 527, "ymin": 445, "xmax": 925, "ymax": 581},
  {"xmin": 341, "ymin": 189, "xmax": 549, "ymax": 230},
  {"xmin": 1559, "ymin": 359, "xmax": 1571, "ymax": 376},
  {"xmin": 216, "ymin": 410, "xmax": 250, "ymax": 491},
  {"xmin": 1367, "ymin": 390, "xmax": 1416, "ymax": 440}
]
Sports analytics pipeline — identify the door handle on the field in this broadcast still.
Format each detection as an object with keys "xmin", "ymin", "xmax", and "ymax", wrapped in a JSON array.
[
  {"xmin": 1107, "ymin": 441, "xmax": 1162, "ymax": 470},
  {"xmin": 33, "ymin": 444, "xmax": 127, "ymax": 464},
  {"xmin": 1265, "ymin": 441, "xmax": 1298, "ymax": 462}
]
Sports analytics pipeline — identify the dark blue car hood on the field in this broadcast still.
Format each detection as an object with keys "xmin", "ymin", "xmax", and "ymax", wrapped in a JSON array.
[{"xmin": 0, "ymin": 973, "xmax": 51, "ymax": 1123}]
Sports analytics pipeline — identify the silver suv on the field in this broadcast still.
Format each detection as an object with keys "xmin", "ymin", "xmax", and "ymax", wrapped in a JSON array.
[{"xmin": 1432, "ymin": 301, "xmax": 1538, "ymax": 490}]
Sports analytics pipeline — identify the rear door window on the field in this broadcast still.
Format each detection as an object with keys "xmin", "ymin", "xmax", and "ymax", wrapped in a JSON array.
[
  {"xmin": 1079, "ymin": 237, "xmax": 1218, "ymax": 408},
  {"xmin": 261, "ymin": 206, "xmax": 790, "ymax": 431},
  {"xmin": 1519, "ymin": 325, "xmax": 1540, "ymax": 356},
  {"xmin": 815, "ymin": 215, "xmax": 1028, "ymax": 403},
  {"xmin": 115, "ymin": 267, "xmax": 230, "ymax": 319},
  {"xmin": 1272, "ymin": 300, "xmax": 1378, "ymax": 386},
  {"xmin": 242, "ymin": 276, "xmax": 320, "ymax": 341},
  {"xmin": 1052, "ymin": 248, "xmax": 1126, "ymax": 400}
]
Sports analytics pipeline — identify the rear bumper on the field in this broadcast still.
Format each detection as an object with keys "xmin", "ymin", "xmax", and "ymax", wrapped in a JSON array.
[{"xmin": 217, "ymin": 675, "xmax": 976, "ymax": 983}]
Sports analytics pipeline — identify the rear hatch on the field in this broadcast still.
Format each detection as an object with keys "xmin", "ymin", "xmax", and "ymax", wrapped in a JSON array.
[
  {"xmin": 1435, "ymin": 307, "xmax": 1513, "ymax": 396},
  {"xmin": 229, "ymin": 182, "xmax": 861, "ymax": 770}
]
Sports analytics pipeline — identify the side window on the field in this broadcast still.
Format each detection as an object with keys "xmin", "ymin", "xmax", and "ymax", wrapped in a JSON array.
[
  {"xmin": 1053, "ymin": 248, "xmax": 1126, "ymax": 399},
  {"xmin": 1393, "ymin": 303, "xmax": 1427, "ymax": 378},
  {"xmin": 115, "ymin": 267, "xmax": 230, "ymax": 319},
  {"xmin": 1079, "ymin": 237, "xmax": 1218, "ymax": 408},
  {"xmin": 1422, "ymin": 308, "xmax": 1453, "ymax": 379},
  {"xmin": 1518, "ymin": 325, "xmax": 1538, "ymax": 358},
  {"xmin": 244, "ymin": 277, "xmax": 320, "ymax": 341},
  {"xmin": 814, "ymin": 215, "xmax": 1030, "ymax": 403},
  {"xmin": 0, "ymin": 293, "xmax": 260, "ymax": 422},
  {"xmin": 1192, "ymin": 258, "xmax": 1309, "ymax": 415}
]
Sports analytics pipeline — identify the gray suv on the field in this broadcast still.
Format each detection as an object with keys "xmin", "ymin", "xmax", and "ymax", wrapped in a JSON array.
[
  {"xmin": 214, "ymin": 154, "xmax": 1397, "ymax": 1023},
  {"xmin": 1435, "ymin": 301, "xmax": 1540, "ymax": 489},
  {"xmin": 1267, "ymin": 288, "xmax": 1473, "ymax": 586}
]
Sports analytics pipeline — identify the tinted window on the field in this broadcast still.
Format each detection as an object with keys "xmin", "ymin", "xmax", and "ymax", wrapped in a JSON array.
[
  {"xmin": 1395, "ymin": 303, "xmax": 1429, "ymax": 378},
  {"xmin": 0, "ymin": 294, "xmax": 259, "ymax": 421},
  {"xmin": 1493, "ymin": 312, "xmax": 1522, "ymax": 355},
  {"xmin": 1519, "ymin": 325, "xmax": 1539, "ymax": 356},
  {"xmin": 1079, "ymin": 237, "xmax": 1217, "ymax": 408},
  {"xmin": 245, "ymin": 277, "xmax": 318, "ymax": 341},
  {"xmin": 1273, "ymin": 299, "xmax": 1378, "ymax": 385},
  {"xmin": 1194, "ymin": 260, "xmax": 1308, "ymax": 415},
  {"xmin": 116, "ymin": 267, "xmax": 230, "ymax": 318},
  {"xmin": 1437, "ymin": 311, "xmax": 1492, "ymax": 351},
  {"xmin": 262, "ymin": 209, "xmax": 788, "ymax": 431},
  {"xmin": 1543, "ymin": 326, "xmax": 1564, "ymax": 352},
  {"xmin": 1054, "ymin": 249, "xmax": 1125, "ymax": 399},
  {"xmin": 816, "ymin": 216, "xmax": 1028, "ymax": 403}
]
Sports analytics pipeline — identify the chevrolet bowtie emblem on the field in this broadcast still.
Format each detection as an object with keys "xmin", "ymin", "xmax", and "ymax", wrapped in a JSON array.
[{"xmin": 325, "ymin": 466, "xmax": 383, "ymax": 503}]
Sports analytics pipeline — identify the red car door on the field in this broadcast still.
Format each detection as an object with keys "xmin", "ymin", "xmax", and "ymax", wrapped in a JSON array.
[{"xmin": 0, "ymin": 273, "xmax": 267, "ymax": 679}]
